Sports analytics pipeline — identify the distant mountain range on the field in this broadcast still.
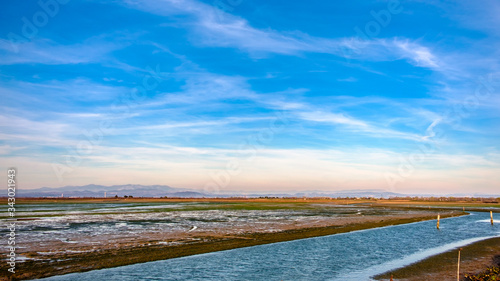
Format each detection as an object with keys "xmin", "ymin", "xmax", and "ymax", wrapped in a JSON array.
[
  {"xmin": 294, "ymin": 189, "xmax": 403, "ymax": 198},
  {"xmin": 15, "ymin": 185, "xmax": 500, "ymax": 198},
  {"xmin": 17, "ymin": 184, "xmax": 209, "ymax": 198}
]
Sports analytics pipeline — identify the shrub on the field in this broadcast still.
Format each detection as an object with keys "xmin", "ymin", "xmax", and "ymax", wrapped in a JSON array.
[{"xmin": 464, "ymin": 266, "xmax": 500, "ymax": 281}]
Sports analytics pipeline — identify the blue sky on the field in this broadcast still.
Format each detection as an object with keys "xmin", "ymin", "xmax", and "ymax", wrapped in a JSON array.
[{"xmin": 1, "ymin": 0, "xmax": 499, "ymax": 195}]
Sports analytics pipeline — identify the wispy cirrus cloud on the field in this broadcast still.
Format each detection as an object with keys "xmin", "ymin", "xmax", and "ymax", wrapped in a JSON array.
[
  {"xmin": 122, "ymin": 0, "xmax": 443, "ymax": 70},
  {"xmin": 298, "ymin": 111, "xmax": 368, "ymax": 128},
  {"xmin": 296, "ymin": 109, "xmax": 428, "ymax": 142},
  {"xmin": 0, "ymin": 0, "xmax": 445, "ymax": 72},
  {"xmin": 389, "ymin": 39, "xmax": 439, "ymax": 68},
  {"xmin": 0, "ymin": 38, "xmax": 122, "ymax": 65},
  {"xmin": 0, "ymin": 30, "xmax": 147, "ymax": 69}
]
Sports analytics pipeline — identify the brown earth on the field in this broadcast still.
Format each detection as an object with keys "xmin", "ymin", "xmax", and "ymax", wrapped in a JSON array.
[
  {"xmin": 0, "ymin": 202, "xmax": 461, "ymax": 281},
  {"xmin": 375, "ymin": 237, "xmax": 500, "ymax": 281}
]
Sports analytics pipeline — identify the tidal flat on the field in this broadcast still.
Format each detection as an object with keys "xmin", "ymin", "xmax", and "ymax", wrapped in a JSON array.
[{"xmin": 0, "ymin": 198, "xmax": 476, "ymax": 280}]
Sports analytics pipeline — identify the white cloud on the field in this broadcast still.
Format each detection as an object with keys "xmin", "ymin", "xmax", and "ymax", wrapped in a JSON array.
[
  {"xmin": 0, "ymin": 145, "xmax": 26, "ymax": 155},
  {"xmin": 393, "ymin": 40, "xmax": 439, "ymax": 68},
  {"xmin": 299, "ymin": 111, "xmax": 368, "ymax": 127},
  {"xmin": 337, "ymin": 77, "xmax": 358, "ymax": 82},
  {"xmin": 122, "ymin": 0, "xmax": 442, "ymax": 70},
  {"xmin": 0, "ymin": 36, "xmax": 126, "ymax": 65}
]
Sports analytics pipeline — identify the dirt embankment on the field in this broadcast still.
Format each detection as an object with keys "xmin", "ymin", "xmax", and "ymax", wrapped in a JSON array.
[{"xmin": 374, "ymin": 236, "xmax": 500, "ymax": 281}]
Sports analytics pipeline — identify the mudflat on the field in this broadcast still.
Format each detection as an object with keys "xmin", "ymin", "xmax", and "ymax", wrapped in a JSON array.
[{"xmin": 0, "ymin": 198, "xmax": 463, "ymax": 280}]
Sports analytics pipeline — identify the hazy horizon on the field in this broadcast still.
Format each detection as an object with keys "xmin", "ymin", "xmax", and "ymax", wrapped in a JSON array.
[
  {"xmin": 12, "ymin": 183, "xmax": 500, "ymax": 198},
  {"xmin": 1, "ymin": 1, "xmax": 499, "ymax": 195}
]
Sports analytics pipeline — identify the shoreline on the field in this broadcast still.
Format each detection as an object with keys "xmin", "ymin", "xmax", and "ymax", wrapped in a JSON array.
[
  {"xmin": 374, "ymin": 236, "xmax": 500, "ymax": 280},
  {"xmin": 0, "ymin": 211, "xmax": 462, "ymax": 280}
]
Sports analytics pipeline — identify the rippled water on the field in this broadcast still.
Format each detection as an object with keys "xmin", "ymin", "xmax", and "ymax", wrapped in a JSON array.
[{"xmin": 39, "ymin": 212, "xmax": 500, "ymax": 281}]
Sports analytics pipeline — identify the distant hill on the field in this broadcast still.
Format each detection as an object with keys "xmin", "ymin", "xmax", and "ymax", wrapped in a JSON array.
[
  {"xmin": 245, "ymin": 189, "xmax": 500, "ymax": 198},
  {"xmin": 19, "ymin": 185, "xmax": 404, "ymax": 199},
  {"xmin": 240, "ymin": 189, "xmax": 403, "ymax": 198},
  {"xmin": 16, "ymin": 185, "xmax": 498, "ymax": 199},
  {"xmin": 17, "ymin": 184, "xmax": 209, "ymax": 198},
  {"xmin": 294, "ymin": 189, "xmax": 404, "ymax": 198}
]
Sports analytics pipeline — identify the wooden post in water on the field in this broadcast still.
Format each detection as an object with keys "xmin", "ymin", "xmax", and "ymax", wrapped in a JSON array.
[
  {"xmin": 457, "ymin": 248, "xmax": 462, "ymax": 281},
  {"xmin": 437, "ymin": 214, "xmax": 440, "ymax": 230},
  {"xmin": 491, "ymin": 211, "xmax": 494, "ymax": 225}
]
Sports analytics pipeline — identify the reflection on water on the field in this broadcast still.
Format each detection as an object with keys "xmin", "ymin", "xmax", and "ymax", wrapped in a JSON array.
[{"xmin": 39, "ymin": 212, "xmax": 500, "ymax": 281}]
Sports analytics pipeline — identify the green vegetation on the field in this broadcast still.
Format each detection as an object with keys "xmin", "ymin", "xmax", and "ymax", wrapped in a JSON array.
[
  {"xmin": 465, "ymin": 266, "xmax": 500, "ymax": 281},
  {"xmin": 5, "ymin": 197, "xmax": 499, "ymax": 220}
]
